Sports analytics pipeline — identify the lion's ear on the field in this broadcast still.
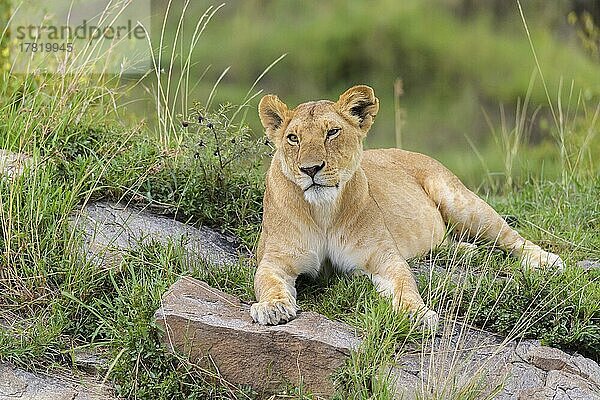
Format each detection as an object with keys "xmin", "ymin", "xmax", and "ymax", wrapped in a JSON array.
[
  {"xmin": 258, "ymin": 94, "xmax": 289, "ymax": 141},
  {"xmin": 336, "ymin": 85, "xmax": 379, "ymax": 133}
]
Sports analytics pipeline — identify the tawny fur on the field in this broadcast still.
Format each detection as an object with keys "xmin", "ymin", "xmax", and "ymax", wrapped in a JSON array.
[{"xmin": 250, "ymin": 85, "xmax": 563, "ymax": 328}]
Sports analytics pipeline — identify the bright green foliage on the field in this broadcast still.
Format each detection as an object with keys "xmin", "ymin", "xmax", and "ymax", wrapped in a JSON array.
[{"xmin": 140, "ymin": 103, "xmax": 268, "ymax": 247}]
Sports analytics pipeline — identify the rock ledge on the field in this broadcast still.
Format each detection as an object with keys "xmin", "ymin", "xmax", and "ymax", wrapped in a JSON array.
[{"xmin": 155, "ymin": 277, "xmax": 360, "ymax": 396}]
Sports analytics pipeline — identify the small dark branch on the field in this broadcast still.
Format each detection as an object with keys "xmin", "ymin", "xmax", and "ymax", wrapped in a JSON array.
[{"xmin": 209, "ymin": 122, "xmax": 224, "ymax": 171}]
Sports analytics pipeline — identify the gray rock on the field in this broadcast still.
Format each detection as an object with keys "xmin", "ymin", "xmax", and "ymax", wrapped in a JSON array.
[
  {"xmin": 497, "ymin": 361, "xmax": 546, "ymax": 397},
  {"xmin": 392, "ymin": 332, "xmax": 600, "ymax": 400},
  {"xmin": 528, "ymin": 346, "xmax": 572, "ymax": 372},
  {"xmin": 577, "ymin": 259, "xmax": 600, "ymax": 271},
  {"xmin": 391, "ymin": 322, "xmax": 524, "ymax": 399},
  {"xmin": 72, "ymin": 349, "xmax": 109, "ymax": 376},
  {"xmin": 571, "ymin": 354, "xmax": 600, "ymax": 387},
  {"xmin": 0, "ymin": 364, "xmax": 116, "ymax": 400},
  {"xmin": 0, "ymin": 150, "xmax": 32, "ymax": 180},
  {"xmin": 154, "ymin": 277, "xmax": 360, "ymax": 397},
  {"xmin": 522, "ymin": 370, "xmax": 600, "ymax": 400},
  {"xmin": 70, "ymin": 202, "xmax": 240, "ymax": 269}
]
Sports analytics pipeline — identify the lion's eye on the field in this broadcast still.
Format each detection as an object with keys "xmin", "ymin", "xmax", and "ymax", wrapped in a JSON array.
[
  {"xmin": 326, "ymin": 128, "xmax": 341, "ymax": 138},
  {"xmin": 287, "ymin": 134, "xmax": 299, "ymax": 144}
]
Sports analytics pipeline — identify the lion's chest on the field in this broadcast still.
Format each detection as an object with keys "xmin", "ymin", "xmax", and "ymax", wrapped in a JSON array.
[
  {"xmin": 304, "ymin": 204, "xmax": 371, "ymax": 275},
  {"xmin": 325, "ymin": 233, "xmax": 366, "ymax": 273},
  {"xmin": 301, "ymin": 228, "xmax": 367, "ymax": 276}
]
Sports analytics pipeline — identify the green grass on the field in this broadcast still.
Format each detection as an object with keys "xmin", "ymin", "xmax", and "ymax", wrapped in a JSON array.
[
  {"xmin": 1, "ymin": 1, "xmax": 599, "ymax": 399},
  {"xmin": 0, "ymin": 65, "xmax": 262, "ymax": 400}
]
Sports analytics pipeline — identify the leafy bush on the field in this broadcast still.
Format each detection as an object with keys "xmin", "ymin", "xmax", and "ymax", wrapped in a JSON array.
[{"xmin": 135, "ymin": 103, "xmax": 268, "ymax": 247}]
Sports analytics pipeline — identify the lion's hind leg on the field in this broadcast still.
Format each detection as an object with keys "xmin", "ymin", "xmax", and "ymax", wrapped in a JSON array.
[
  {"xmin": 367, "ymin": 254, "xmax": 439, "ymax": 331},
  {"xmin": 444, "ymin": 238, "xmax": 479, "ymax": 258},
  {"xmin": 422, "ymin": 165, "xmax": 564, "ymax": 270}
]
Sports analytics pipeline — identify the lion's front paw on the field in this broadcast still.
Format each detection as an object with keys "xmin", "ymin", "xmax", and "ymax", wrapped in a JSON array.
[
  {"xmin": 521, "ymin": 250, "xmax": 565, "ymax": 271},
  {"xmin": 408, "ymin": 308, "xmax": 439, "ymax": 332},
  {"xmin": 420, "ymin": 309, "xmax": 439, "ymax": 331},
  {"xmin": 250, "ymin": 298, "xmax": 297, "ymax": 325}
]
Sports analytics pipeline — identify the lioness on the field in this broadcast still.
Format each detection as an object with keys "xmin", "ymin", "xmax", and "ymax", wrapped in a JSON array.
[{"xmin": 250, "ymin": 85, "xmax": 563, "ymax": 328}]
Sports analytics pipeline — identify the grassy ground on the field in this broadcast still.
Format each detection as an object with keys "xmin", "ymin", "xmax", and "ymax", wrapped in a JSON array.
[
  {"xmin": 0, "ymin": 68, "xmax": 598, "ymax": 399},
  {"xmin": 1, "ymin": 2, "xmax": 599, "ymax": 399}
]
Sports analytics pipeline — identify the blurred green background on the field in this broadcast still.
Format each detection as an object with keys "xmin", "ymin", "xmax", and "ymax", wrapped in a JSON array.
[{"xmin": 130, "ymin": 0, "xmax": 600, "ymax": 188}]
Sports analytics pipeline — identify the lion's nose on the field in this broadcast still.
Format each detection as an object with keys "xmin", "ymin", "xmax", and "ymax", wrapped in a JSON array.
[{"xmin": 299, "ymin": 162, "xmax": 325, "ymax": 178}]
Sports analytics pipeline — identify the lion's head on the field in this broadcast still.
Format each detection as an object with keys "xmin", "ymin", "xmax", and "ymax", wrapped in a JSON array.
[{"xmin": 258, "ymin": 85, "xmax": 379, "ymax": 204}]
